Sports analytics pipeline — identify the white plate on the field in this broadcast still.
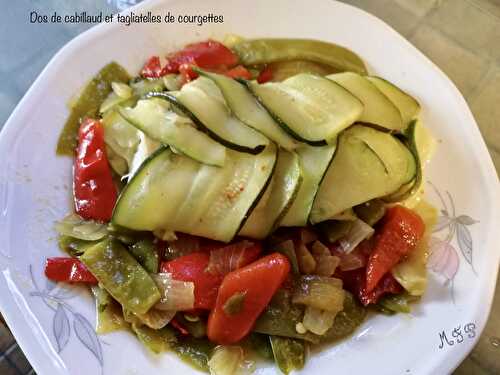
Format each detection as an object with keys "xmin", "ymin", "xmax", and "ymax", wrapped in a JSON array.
[{"xmin": 0, "ymin": 0, "xmax": 499, "ymax": 374}]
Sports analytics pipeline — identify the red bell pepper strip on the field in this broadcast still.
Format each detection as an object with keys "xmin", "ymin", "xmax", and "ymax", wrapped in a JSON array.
[
  {"xmin": 207, "ymin": 253, "xmax": 290, "ymax": 344},
  {"xmin": 224, "ymin": 65, "xmax": 252, "ymax": 80},
  {"xmin": 161, "ymin": 252, "xmax": 222, "ymax": 310},
  {"xmin": 178, "ymin": 63, "xmax": 252, "ymax": 87},
  {"xmin": 160, "ymin": 241, "xmax": 262, "ymax": 309},
  {"xmin": 140, "ymin": 56, "xmax": 163, "ymax": 78},
  {"xmin": 257, "ymin": 65, "xmax": 273, "ymax": 83},
  {"xmin": 45, "ymin": 257, "xmax": 98, "ymax": 284},
  {"xmin": 161, "ymin": 40, "xmax": 239, "ymax": 75},
  {"xmin": 178, "ymin": 63, "xmax": 199, "ymax": 86},
  {"xmin": 337, "ymin": 268, "xmax": 403, "ymax": 306},
  {"xmin": 141, "ymin": 40, "xmax": 241, "ymax": 83},
  {"xmin": 73, "ymin": 118, "xmax": 117, "ymax": 222},
  {"xmin": 365, "ymin": 205, "xmax": 425, "ymax": 292}
]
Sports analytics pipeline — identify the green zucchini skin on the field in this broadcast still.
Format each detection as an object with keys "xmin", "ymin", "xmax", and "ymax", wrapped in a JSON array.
[
  {"xmin": 239, "ymin": 79, "xmax": 327, "ymax": 147},
  {"xmin": 111, "ymin": 145, "xmax": 169, "ymax": 222},
  {"xmin": 111, "ymin": 145, "xmax": 169, "ymax": 210},
  {"xmin": 367, "ymin": 76, "xmax": 420, "ymax": 128},
  {"xmin": 105, "ymin": 54, "xmax": 424, "ymax": 239},
  {"xmin": 281, "ymin": 144, "xmax": 336, "ymax": 227},
  {"xmin": 243, "ymin": 74, "xmax": 363, "ymax": 145},
  {"xmin": 383, "ymin": 120, "xmax": 422, "ymax": 202},
  {"xmin": 233, "ymin": 153, "xmax": 278, "ymax": 237},
  {"xmin": 145, "ymin": 92, "xmax": 265, "ymax": 155},
  {"xmin": 273, "ymin": 173, "xmax": 303, "ymax": 231},
  {"xmin": 195, "ymin": 68, "xmax": 300, "ymax": 151},
  {"xmin": 239, "ymin": 149, "xmax": 303, "ymax": 239},
  {"xmin": 327, "ymin": 72, "xmax": 404, "ymax": 132},
  {"xmin": 310, "ymin": 125, "xmax": 416, "ymax": 224},
  {"xmin": 118, "ymin": 99, "xmax": 227, "ymax": 167},
  {"xmin": 112, "ymin": 143, "xmax": 278, "ymax": 243}
]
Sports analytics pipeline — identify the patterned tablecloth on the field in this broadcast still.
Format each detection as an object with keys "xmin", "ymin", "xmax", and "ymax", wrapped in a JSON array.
[{"xmin": 0, "ymin": 1, "xmax": 499, "ymax": 374}]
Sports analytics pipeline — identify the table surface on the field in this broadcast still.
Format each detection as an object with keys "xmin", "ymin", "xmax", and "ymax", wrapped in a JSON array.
[{"xmin": 1, "ymin": 0, "xmax": 499, "ymax": 374}]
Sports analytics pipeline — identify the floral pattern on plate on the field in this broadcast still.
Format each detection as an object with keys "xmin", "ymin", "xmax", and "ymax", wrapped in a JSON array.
[
  {"xmin": 28, "ymin": 265, "xmax": 104, "ymax": 372},
  {"xmin": 427, "ymin": 182, "xmax": 479, "ymax": 302}
]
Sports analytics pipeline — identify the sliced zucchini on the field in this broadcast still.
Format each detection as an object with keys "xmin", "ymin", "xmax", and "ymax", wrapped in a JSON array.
[
  {"xmin": 360, "ymin": 126, "xmax": 415, "ymax": 185},
  {"xmin": 163, "ymin": 74, "xmax": 181, "ymax": 91},
  {"xmin": 127, "ymin": 131, "xmax": 161, "ymax": 179},
  {"xmin": 327, "ymin": 72, "xmax": 404, "ymax": 131},
  {"xmin": 194, "ymin": 68, "xmax": 299, "ymax": 151},
  {"xmin": 384, "ymin": 120, "xmax": 422, "ymax": 202},
  {"xmin": 100, "ymin": 92, "xmax": 133, "ymax": 114},
  {"xmin": 310, "ymin": 125, "xmax": 416, "ymax": 224},
  {"xmin": 106, "ymin": 147, "xmax": 128, "ymax": 176},
  {"xmin": 119, "ymin": 99, "xmax": 226, "ymax": 167},
  {"xmin": 188, "ymin": 143, "xmax": 276, "ymax": 241},
  {"xmin": 232, "ymin": 39, "xmax": 367, "ymax": 74},
  {"xmin": 239, "ymin": 149, "xmax": 302, "ymax": 239},
  {"xmin": 331, "ymin": 208, "xmax": 357, "ymax": 221},
  {"xmin": 100, "ymin": 79, "xmax": 165, "ymax": 114},
  {"xmin": 281, "ymin": 144, "xmax": 336, "ymax": 227},
  {"xmin": 130, "ymin": 78, "xmax": 165, "ymax": 97},
  {"xmin": 367, "ymin": 76, "xmax": 420, "ymax": 127},
  {"xmin": 247, "ymin": 73, "xmax": 363, "ymax": 144},
  {"xmin": 113, "ymin": 147, "xmax": 200, "ymax": 231},
  {"xmin": 167, "ymin": 77, "xmax": 269, "ymax": 153},
  {"xmin": 172, "ymin": 163, "xmax": 230, "ymax": 230},
  {"xmin": 102, "ymin": 110, "xmax": 141, "ymax": 170},
  {"xmin": 113, "ymin": 143, "xmax": 277, "ymax": 242}
]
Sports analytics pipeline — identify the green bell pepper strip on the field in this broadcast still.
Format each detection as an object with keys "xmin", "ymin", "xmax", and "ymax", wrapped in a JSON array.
[
  {"xmin": 57, "ymin": 235, "xmax": 99, "ymax": 256},
  {"xmin": 253, "ymin": 288, "xmax": 320, "ymax": 343},
  {"xmin": 91, "ymin": 285, "xmax": 129, "ymax": 334},
  {"xmin": 232, "ymin": 39, "xmax": 367, "ymax": 74},
  {"xmin": 253, "ymin": 288, "xmax": 367, "ymax": 344},
  {"xmin": 263, "ymin": 60, "xmax": 337, "ymax": 82},
  {"xmin": 274, "ymin": 240, "xmax": 300, "ymax": 274},
  {"xmin": 354, "ymin": 199, "xmax": 386, "ymax": 226},
  {"xmin": 56, "ymin": 62, "xmax": 130, "ymax": 155},
  {"xmin": 317, "ymin": 220, "xmax": 353, "ymax": 244},
  {"xmin": 107, "ymin": 223, "xmax": 151, "ymax": 245},
  {"xmin": 244, "ymin": 333, "xmax": 274, "ymax": 360},
  {"xmin": 173, "ymin": 336, "xmax": 216, "ymax": 372},
  {"xmin": 320, "ymin": 292, "xmax": 367, "ymax": 342},
  {"xmin": 80, "ymin": 238, "xmax": 160, "ymax": 315},
  {"xmin": 129, "ymin": 238, "xmax": 159, "ymax": 273},
  {"xmin": 270, "ymin": 336, "xmax": 305, "ymax": 375},
  {"xmin": 376, "ymin": 293, "xmax": 420, "ymax": 314},
  {"xmin": 132, "ymin": 324, "xmax": 177, "ymax": 354}
]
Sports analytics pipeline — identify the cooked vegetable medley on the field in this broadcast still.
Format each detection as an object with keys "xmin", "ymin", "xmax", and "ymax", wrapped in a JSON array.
[{"xmin": 49, "ymin": 37, "xmax": 437, "ymax": 374}]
